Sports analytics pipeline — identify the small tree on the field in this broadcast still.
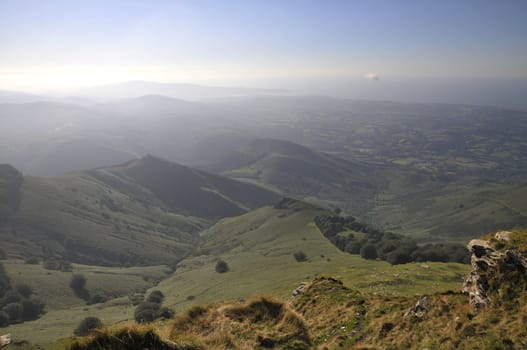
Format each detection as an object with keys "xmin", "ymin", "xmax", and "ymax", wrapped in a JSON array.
[
  {"xmin": 74, "ymin": 316, "xmax": 102, "ymax": 336},
  {"xmin": 146, "ymin": 290, "xmax": 164, "ymax": 304},
  {"xmin": 70, "ymin": 274, "xmax": 89, "ymax": 301},
  {"xmin": 0, "ymin": 311, "xmax": 9, "ymax": 327},
  {"xmin": 15, "ymin": 283, "xmax": 33, "ymax": 298},
  {"xmin": 134, "ymin": 302, "xmax": 160, "ymax": 323},
  {"xmin": 360, "ymin": 244, "xmax": 378, "ymax": 260},
  {"xmin": 21, "ymin": 299, "xmax": 43, "ymax": 321},
  {"xmin": 70, "ymin": 274, "xmax": 87, "ymax": 291},
  {"xmin": 215, "ymin": 260, "xmax": 229, "ymax": 273}
]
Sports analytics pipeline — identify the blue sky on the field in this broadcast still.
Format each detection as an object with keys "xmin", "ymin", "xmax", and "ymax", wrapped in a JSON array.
[{"xmin": 1, "ymin": 0, "xmax": 526, "ymax": 90}]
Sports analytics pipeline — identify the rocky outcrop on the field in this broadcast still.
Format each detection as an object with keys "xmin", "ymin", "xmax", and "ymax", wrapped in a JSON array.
[
  {"xmin": 462, "ymin": 231, "xmax": 527, "ymax": 308},
  {"xmin": 0, "ymin": 334, "xmax": 11, "ymax": 348},
  {"xmin": 403, "ymin": 296, "xmax": 429, "ymax": 318}
]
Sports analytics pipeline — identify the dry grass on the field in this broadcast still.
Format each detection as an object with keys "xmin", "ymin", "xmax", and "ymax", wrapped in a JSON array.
[{"xmin": 170, "ymin": 296, "xmax": 311, "ymax": 349}]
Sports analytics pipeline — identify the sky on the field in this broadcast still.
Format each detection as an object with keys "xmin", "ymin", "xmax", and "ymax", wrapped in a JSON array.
[{"xmin": 1, "ymin": 0, "xmax": 527, "ymax": 91}]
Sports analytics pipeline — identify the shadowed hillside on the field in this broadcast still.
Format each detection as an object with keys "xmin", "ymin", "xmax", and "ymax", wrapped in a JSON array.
[
  {"xmin": 204, "ymin": 138, "xmax": 379, "ymax": 214},
  {"xmin": 0, "ymin": 158, "xmax": 278, "ymax": 266}
]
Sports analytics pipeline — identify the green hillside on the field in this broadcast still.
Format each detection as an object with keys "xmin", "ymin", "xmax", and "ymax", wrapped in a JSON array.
[
  {"xmin": 0, "ymin": 157, "xmax": 278, "ymax": 266},
  {"xmin": 152, "ymin": 198, "xmax": 469, "ymax": 314}
]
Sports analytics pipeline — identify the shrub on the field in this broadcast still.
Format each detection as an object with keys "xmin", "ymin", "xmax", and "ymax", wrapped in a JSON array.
[
  {"xmin": 215, "ymin": 260, "xmax": 229, "ymax": 273},
  {"xmin": 134, "ymin": 302, "xmax": 160, "ymax": 323},
  {"xmin": 2, "ymin": 302, "xmax": 22, "ymax": 322},
  {"xmin": 360, "ymin": 244, "xmax": 378, "ymax": 260},
  {"xmin": 293, "ymin": 251, "xmax": 307, "ymax": 262},
  {"xmin": 88, "ymin": 292, "xmax": 110, "ymax": 305},
  {"xmin": 74, "ymin": 316, "xmax": 103, "ymax": 336},
  {"xmin": 20, "ymin": 299, "xmax": 44, "ymax": 321},
  {"xmin": 15, "ymin": 283, "xmax": 33, "ymax": 298},
  {"xmin": 146, "ymin": 290, "xmax": 164, "ymax": 304},
  {"xmin": 0, "ymin": 311, "xmax": 8, "ymax": 327},
  {"xmin": 70, "ymin": 274, "xmax": 90, "ymax": 301},
  {"xmin": 70, "ymin": 274, "xmax": 87, "ymax": 291},
  {"xmin": 1, "ymin": 290, "xmax": 21, "ymax": 304},
  {"xmin": 159, "ymin": 307, "xmax": 175, "ymax": 319}
]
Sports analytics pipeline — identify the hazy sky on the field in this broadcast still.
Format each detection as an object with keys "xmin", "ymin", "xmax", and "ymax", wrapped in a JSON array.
[{"xmin": 1, "ymin": 0, "xmax": 527, "ymax": 90}]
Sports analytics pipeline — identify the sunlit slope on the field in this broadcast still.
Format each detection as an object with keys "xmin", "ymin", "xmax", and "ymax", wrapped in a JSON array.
[
  {"xmin": 155, "ymin": 199, "xmax": 470, "ymax": 313},
  {"xmin": 9, "ymin": 173, "xmax": 204, "ymax": 266},
  {"xmin": 2, "ymin": 260, "xmax": 171, "ymax": 344}
]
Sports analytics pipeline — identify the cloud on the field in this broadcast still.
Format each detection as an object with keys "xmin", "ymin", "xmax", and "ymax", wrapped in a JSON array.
[{"xmin": 365, "ymin": 73, "xmax": 380, "ymax": 81}]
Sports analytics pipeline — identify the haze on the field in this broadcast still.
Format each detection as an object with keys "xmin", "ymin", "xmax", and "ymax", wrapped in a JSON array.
[{"xmin": 1, "ymin": 0, "xmax": 527, "ymax": 108}]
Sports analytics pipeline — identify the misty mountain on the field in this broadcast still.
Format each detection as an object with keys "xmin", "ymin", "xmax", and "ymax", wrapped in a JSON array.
[
  {"xmin": 66, "ymin": 81, "xmax": 289, "ymax": 101},
  {"xmin": 203, "ymin": 138, "xmax": 378, "ymax": 211}
]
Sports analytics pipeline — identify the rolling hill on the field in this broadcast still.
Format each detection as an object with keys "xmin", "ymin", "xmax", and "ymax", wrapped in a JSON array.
[
  {"xmin": 203, "ymin": 138, "xmax": 380, "ymax": 215},
  {"xmin": 0, "ymin": 156, "xmax": 278, "ymax": 266}
]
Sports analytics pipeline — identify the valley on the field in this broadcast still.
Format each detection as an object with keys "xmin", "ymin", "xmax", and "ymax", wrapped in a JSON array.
[{"xmin": 0, "ymin": 94, "xmax": 526, "ymax": 349}]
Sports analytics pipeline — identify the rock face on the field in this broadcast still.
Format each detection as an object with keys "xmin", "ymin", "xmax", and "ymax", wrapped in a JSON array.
[
  {"xmin": 0, "ymin": 334, "xmax": 11, "ymax": 348},
  {"xmin": 462, "ymin": 231, "xmax": 527, "ymax": 308}
]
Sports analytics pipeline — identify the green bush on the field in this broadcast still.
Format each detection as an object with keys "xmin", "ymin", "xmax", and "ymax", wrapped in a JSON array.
[
  {"xmin": 74, "ymin": 316, "xmax": 103, "ymax": 336},
  {"xmin": 15, "ymin": 283, "xmax": 33, "ymax": 298},
  {"xmin": 2, "ymin": 302, "xmax": 22, "ymax": 322},
  {"xmin": 134, "ymin": 302, "xmax": 160, "ymax": 323},
  {"xmin": 146, "ymin": 290, "xmax": 164, "ymax": 304},
  {"xmin": 360, "ymin": 244, "xmax": 378, "ymax": 260},
  {"xmin": 215, "ymin": 260, "xmax": 229, "ymax": 273},
  {"xmin": 0, "ymin": 311, "xmax": 9, "ymax": 327},
  {"xmin": 70, "ymin": 274, "xmax": 87, "ymax": 291},
  {"xmin": 21, "ymin": 299, "xmax": 44, "ymax": 321}
]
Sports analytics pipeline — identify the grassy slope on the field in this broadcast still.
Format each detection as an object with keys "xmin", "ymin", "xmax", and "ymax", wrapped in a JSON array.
[
  {"xmin": 2, "ymin": 156, "xmax": 279, "ymax": 266},
  {"xmin": 2, "ymin": 260, "xmax": 172, "ymax": 344},
  {"xmin": 7, "ymin": 173, "xmax": 205, "ymax": 265},
  {"xmin": 154, "ymin": 200, "xmax": 469, "ymax": 315}
]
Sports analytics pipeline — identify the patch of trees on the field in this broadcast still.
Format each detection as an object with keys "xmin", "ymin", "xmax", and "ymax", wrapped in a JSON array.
[
  {"xmin": 0, "ymin": 263, "xmax": 45, "ymax": 327},
  {"xmin": 134, "ymin": 290, "xmax": 174, "ymax": 324},
  {"xmin": 314, "ymin": 215, "xmax": 470, "ymax": 265}
]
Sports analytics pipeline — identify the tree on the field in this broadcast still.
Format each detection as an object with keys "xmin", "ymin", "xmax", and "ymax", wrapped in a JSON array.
[
  {"xmin": 146, "ymin": 290, "xmax": 164, "ymax": 304},
  {"xmin": 74, "ymin": 317, "xmax": 102, "ymax": 336},
  {"xmin": 15, "ymin": 283, "xmax": 33, "ymax": 298},
  {"xmin": 215, "ymin": 260, "xmax": 229, "ymax": 273},
  {"xmin": 0, "ymin": 311, "xmax": 8, "ymax": 327},
  {"xmin": 2, "ymin": 302, "xmax": 22, "ymax": 322},
  {"xmin": 70, "ymin": 274, "xmax": 90, "ymax": 301},
  {"xmin": 70, "ymin": 274, "xmax": 87, "ymax": 291},
  {"xmin": 21, "ymin": 299, "xmax": 43, "ymax": 321},
  {"xmin": 360, "ymin": 244, "xmax": 378, "ymax": 260},
  {"xmin": 134, "ymin": 302, "xmax": 160, "ymax": 323}
]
